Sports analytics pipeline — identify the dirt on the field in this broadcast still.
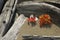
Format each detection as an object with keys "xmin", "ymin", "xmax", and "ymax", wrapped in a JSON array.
[{"xmin": 17, "ymin": 19, "xmax": 60, "ymax": 40}]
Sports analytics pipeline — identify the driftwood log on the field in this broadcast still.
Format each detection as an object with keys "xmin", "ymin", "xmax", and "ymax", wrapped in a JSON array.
[{"xmin": 0, "ymin": 1, "xmax": 60, "ymax": 40}]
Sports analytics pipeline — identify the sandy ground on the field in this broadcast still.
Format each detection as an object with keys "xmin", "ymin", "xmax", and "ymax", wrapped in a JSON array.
[{"xmin": 17, "ymin": 19, "xmax": 60, "ymax": 40}]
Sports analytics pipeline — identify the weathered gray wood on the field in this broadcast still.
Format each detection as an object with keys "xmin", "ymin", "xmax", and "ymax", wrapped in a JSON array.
[
  {"xmin": 1, "ymin": 14, "xmax": 26, "ymax": 40},
  {"xmin": 0, "ymin": 0, "xmax": 13, "ymax": 35},
  {"xmin": 1, "ymin": 1, "xmax": 60, "ymax": 40},
  {"xmin": 0, "ymin": 0, "xmax": 16, "ymax": 38},
  {"xmin": 2, "ymin": 0, "xmax": 18, "ymax": 36},
  {"xmin": 18, "ymin": 2, "xmax": 60, "ymax": 14}
]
